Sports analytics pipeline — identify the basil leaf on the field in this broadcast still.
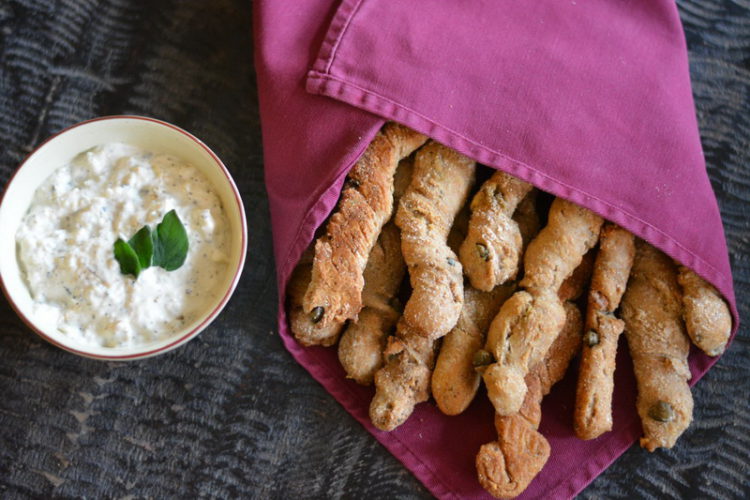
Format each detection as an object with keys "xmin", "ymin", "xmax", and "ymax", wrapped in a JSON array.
[
  {"xmin": 152, "ymin": 209, "xmax": 189, "ymax": 271},
  {"xmin": 113, "ymin": 238, "xmax": 142, "ymax": 278},
  {"xmin": 128, "ymin": 226, "xmax": 153, "ymax": 269}
]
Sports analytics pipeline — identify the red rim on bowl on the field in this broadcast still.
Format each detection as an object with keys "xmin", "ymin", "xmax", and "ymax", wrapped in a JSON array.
[{"xmin": 0, "ymin": 115, "xmax": 248, "ymax": 360}]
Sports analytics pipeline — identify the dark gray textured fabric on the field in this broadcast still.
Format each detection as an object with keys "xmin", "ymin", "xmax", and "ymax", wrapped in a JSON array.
[{"xmin": 0, "ymin": 1, "xmax": 747, "ymax": 498}]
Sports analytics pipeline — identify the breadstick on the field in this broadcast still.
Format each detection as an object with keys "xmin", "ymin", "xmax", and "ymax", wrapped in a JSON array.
[
  {"xmin": 520, "ymin": 198, "xmax": 603, "ymax": 292},
  {"xmin": 476, "ymin": 302, "xmax": 582, "ymax": 499},
  {"xmin": 369, "ymin": 318, "xmax": 439, "ymax": 431},
  {"xmin": 370, "ymin": 209, "xmax": 473, "ymax": 429},
  {"xmin": 482, "ymin": 198, "xmax": 602, "ymax": 416},
  {"xmin": 677, "ymin": 266, "xmax": 732, "ymax": 356},
  {"xmin": 338, "ymin": 223, "xmax": 405, "ymax": 384},
  {"xmin": 287, "ymin": 248, "xmax": 344, "ymax": 346},
  {"xmin": 505, "ymin": 301, "xmax": 583, "ymax": 429},
  {"xmin": 575, "ymin": 224, "xmax": 635, "ymax": 440},
  {"xmin": 459, "ymin": 171, "xmax": 533, "ymax": 291},
  {"xmin": 304, "ymin": 123, "xmax": 426, "ymax": 328},
  {"xmin": 336, "ymin": 158, "xmax": 413, "ymax": 383},
  {"xmin": 482, "ymin": 289, "xmax": 566, "ymax": 416},
  {"xmin": 432, "ymin": 284, "xmax": 514, "ymax": 416},
  {"xmin": 396, "ymin": 141, "xmax": 476, "ymax": 338},
  {"xmin": 433, "ymin": 189, "xmax": 536, "ymax": 416},
  {"xmin": 621, "ymin": 241, "xmax": 693, "ymax": 451},
  {"xmin": 476, "ymin": 414, "xmax": 549, "ymax": 500}
]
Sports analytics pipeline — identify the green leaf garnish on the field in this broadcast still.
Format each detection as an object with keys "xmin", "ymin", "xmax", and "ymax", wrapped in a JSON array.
[
  {"xmin": 114, "ymin": 238, "xmax": 142, "ymax": 278},
  {"xmin": 113, "ymin": 210, "xmax": 189, "ymax": 278},
  {"xmin": 128, "ymin": 226, "xmax": 153, "ymax": 269},
  {"xmin": 152, "ymin": 210, "xmax": 189, "ymax": 271}
]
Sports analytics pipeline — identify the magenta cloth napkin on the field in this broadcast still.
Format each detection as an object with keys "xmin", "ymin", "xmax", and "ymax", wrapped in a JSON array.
[{"xmin": 253, "ymin": 1, "xmax": 739, "ymax": 498}]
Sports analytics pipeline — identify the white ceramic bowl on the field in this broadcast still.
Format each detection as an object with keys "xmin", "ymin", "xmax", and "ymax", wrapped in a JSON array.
[{"xmin": 0, "ymin": 116, "xmax": 247, "ymax": 360}]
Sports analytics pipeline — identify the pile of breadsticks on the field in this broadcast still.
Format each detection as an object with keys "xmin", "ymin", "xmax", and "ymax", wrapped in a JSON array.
[{"xmin": 286, "ymin": 123, "xmax": 732, "ymax": 499}]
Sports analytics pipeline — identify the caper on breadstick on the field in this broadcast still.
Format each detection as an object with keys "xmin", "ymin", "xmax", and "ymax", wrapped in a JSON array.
[
  {"xmin": 459, "ymin": 171, "xmax": 533, "ymax": 292},
  {"xmin": 338, "ymin": 223, "xmax": 405, "ymax": 384},
  {"xmin": 482, "ymin": 198, "xmax": 603, "ymax": 416},
  {"xmin": 432, "ymin": 284, "xmax": 514, "ymax": 416},
  {"xmin": 396, "ymin": 141, "xmax": 476, "ymax": 338},
  {"xmin": 621, "ymin": 241, "xmax": 693, "ymax": 451},
  {"xmin": 304, "ymin": 123, "xmax": 426, "ymax": 328},
  {"xmin": 287, "ymin": 248, "xmax": 344, "ymax": 346},
  {"xmin": 574, "ymin": 224, "xmax": 635, "ymax": 440},
  {"xmin": 476, "ymin": 302, "xmax": 583, "ymax": 499},
  {"xmin": 677, "ymin": 266, "xmax": 732, "ymax": 356}
]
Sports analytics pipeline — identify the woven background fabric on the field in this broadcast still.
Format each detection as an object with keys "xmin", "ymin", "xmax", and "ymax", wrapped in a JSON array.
[{"xmin": 0, "ymin": 1, "xmax": 747, "ymax": 498}]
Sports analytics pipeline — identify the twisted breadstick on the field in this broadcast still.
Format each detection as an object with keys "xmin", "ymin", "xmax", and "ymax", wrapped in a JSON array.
[
  {"xmin": 369, "ymin": 318, "xmax": 439, "ymax": 431},
  {"xmin": 370, "ymin": 208, "xmax": 473, "ymax": 430},
  {"xmin": 482, "ymin": 198, "xmax": 602, "ymax": 416},
  {"xmin": 337, "ymin": 157, "xmax": 413, "ymax": 384},
  {"xmin": 304, "ymin": 123, "xmax": 426, "ymax": 328},
  {"xmin": 476, "ymin": 302, "xmax": 582, "ymax": 499},
  {"xmin": 459, "ymin": 171, "xmax": 533, "ymax": 291},
  {"xmin": 621, "ymin": 241, "xmax": 693, "ymax": 451},
  {"xmin": 520, "ymin": 198, "xmax": 603, "ymax": 292},
  {"xmin": 677, "ymin": 266, "xmax": 732, "ymax": 356},
  {"xmin": 432, "ymin": 284, "xmax": 514, "ymax": 416},
  {"xmin": 482, "ymin": 289, "xmax": 566, "ymax": 416},
  {"xmin": 574, "ymin": 224, "xmax": 635, "ymax": 440},
  {"xmin": 337, "ymin": 223, "xmax": 405, "ymax": 384},
  {"xmin": 396, "ymin": 141, "xmax": 476, "ymax": 338}
]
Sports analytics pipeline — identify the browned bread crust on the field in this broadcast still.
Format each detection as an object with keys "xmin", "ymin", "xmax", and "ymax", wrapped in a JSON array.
[
  {"xmin": 304, "ymin": 123, "xmax": 426, "ymax": 328},
  {"xmin": 396, "ymin": 141, "xmax": 476, "ymax": 338},
  {"xmin": 621, "ymin": 241, "xmax": 693, "ymax": 452}
]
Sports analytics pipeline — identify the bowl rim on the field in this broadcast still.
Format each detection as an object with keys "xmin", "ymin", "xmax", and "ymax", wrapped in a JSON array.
[{"xmin": 0, "ymin": 115, "xmax": 248, "ymax": 360}]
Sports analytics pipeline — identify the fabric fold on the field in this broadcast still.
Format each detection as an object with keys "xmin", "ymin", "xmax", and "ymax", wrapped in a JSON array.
[{"xmin": 254, "ymin": 0, "xmax": 738, "ymax": 498}]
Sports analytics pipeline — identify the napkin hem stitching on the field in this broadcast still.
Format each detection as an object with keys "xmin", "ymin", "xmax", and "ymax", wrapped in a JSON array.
[
  {"xmin": 324, "ymin": 0, "xmax": 364, "ymax": 74},
  {"xmin": 306, "ymin": 71, "xmax": 731, "ymax": 291}
]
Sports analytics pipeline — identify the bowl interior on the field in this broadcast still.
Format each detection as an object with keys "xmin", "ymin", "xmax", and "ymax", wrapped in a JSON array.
[{"xmin": 0, "ymin": 117, "xmax": 246, "ymax": 359}]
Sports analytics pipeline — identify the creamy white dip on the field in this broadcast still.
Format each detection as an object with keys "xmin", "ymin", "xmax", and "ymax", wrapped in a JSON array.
[{"xmin": 15, "ymin": 143, "xmax": 230, "ymax": 348}]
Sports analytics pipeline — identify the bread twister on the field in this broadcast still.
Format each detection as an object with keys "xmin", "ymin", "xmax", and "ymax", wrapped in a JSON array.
[
  {"xmin": 369, "ymin": 318, "xmax": 439, "ymax": 431},
  {"xmin": 459, "ymin": 171, "xmax": 533, "ymax": 291},
  {"xmin": 482, "ymin": 198, "xmax": 602, "ymax": 416},
  {"xmin": 476, "ymin": 302, "xmax": 583, "ymax": 499},
  {"xmin": 370, "ymin": 200, "xmax": 473, "ymax": 430},
  {"xmin": 621, "ymin": 241, "xmax": 693, "ymax": 451},
  {"xmin": 337, "ymin": 223, "xmax": 406, "ymax": 384},
  {"xmin": 303, "ymin": 123, "xmax": 426, "ymax": 330},
  {"xmin": 432, "ymin": 186, "xmax": 540, "ymax": 415},
  {"xmin": 396, "ymin": 141, "xmax": 476, "ymax": 338},
  {"xmin": 337, "ymin": 157, "xmax": 414, "ymax": 384},
  {"xmin": 677, "ymin": 266, "xmax": 732, "ymax": 356},
  {"xmin": 574, "ymin": 224, "xmax": 635, "ymax": 440}
]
